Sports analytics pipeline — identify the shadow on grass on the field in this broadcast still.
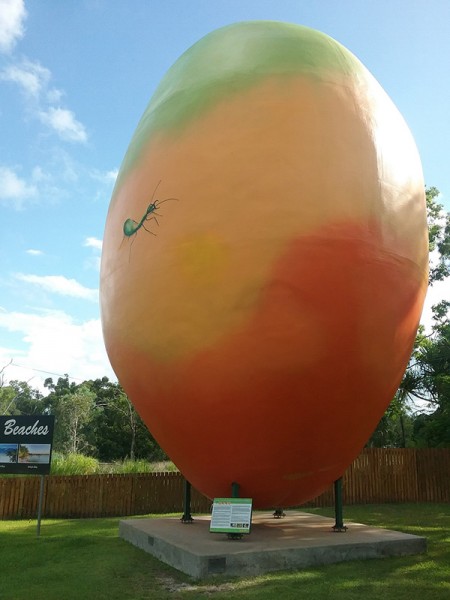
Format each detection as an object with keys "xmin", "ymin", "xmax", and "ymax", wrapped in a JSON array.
[{"xmin": 1, "ymin": 505, "xmax": 449, "ymax": 600}]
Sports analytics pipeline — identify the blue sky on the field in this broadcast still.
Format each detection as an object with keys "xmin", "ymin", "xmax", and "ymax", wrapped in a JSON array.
[{"xmin": 0, "ymin": 0, "xmax": 449, "ymax": 392}]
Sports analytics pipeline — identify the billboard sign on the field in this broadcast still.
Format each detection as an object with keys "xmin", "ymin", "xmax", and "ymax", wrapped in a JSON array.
[{"xmin": 0, "ymin": 415, "xmax": 55, "ymax": 475}]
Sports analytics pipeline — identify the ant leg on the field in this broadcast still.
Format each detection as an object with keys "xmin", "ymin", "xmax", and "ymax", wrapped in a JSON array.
[
  {"xmin": 146, "ymin": 213, "xmax": 160, "ymax": 226},
  {"xmin": 128, "ymin": 235, "xmax": 137, "ymax": 263},
  {"xmin": 142, "ymin": 223, "xmax": 157, "ymax": 235}
]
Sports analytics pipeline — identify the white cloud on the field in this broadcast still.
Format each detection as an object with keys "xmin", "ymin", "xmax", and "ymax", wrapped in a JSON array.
[
  {"xmin": 26, "ymin": 249, "xmax": 43, "ymax": 256},
  {"xmin": 419, "ymin": 246, "xmax": 450, "ymax": 332},
  {"xmin": 105, "ymin": 169, "xmax": 118, "ymax": 183},
  {"xmin": 39, "ymin": 106, "xmax": 88, "ymax": 143},
  {"xmin": 420, "ymin": 277, "xmax": 450, "ymax": 332},
  {"xmin": 84, "ymin": 237, "xmax": 103, "ymax": 250},
  {"xmin": 30, "ymin": 165, "xmax": 50, "ymax": 183},
  {"xmin": 15, "ymin": 273, "xmax": 98, "ymax": 302},
  {"xmin": 83, "ymin": 237, "xmax": 102, "ymax": 271},
  {"xmin": 0, "ymin": 162, "xmax": 73, "ymax": 209},
  {"xmin": 46, "ymin": 87, "xmax": 64, "ymax": 104},
  {"xmin": 0, "ymin": 165, "xmax": 37, "ymax": 208},
  {"xmin": 90, "ymin": 168, "xmax": 118, "ymax": 184},
  {"xmin": 0, "ymin": 309, "xmax": 116, "ymax": 392},
  {"xmin": 1, "ymin": 56, "xmax": 88, "ymax": 143},
  {"xmin": 0, "ymin": 58, "xmax": 50, "ymax": 97},
  {"xmin": 0, "ymin": 0, "xmax": 26, "ymax": 53}
]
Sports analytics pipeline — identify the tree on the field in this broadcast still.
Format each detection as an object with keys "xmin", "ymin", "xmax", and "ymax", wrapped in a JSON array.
[
  {"xmin": 62, "ymin": 385, "xmax": 97, "ymax": 454},
  {"xmin": 42, "ymin": 375, "xmax": 166, "ymax": 460},
  {"xmin": 44, "ymin": 374, "xmax": 77, "ymax": 397},
  {"xmin": 0, "ymin": 361, "xmax": 45, "ymax": 415},
  {"xmin": 367, "ymin": 395, "xmax": 414, "ymax": 448},
  {"xmin": 45, "ymin": 379, "xmax": 97, "ymax": 454},
  {"xmin": 8, "ymin": 380, "xmax": 44, "ymax": 414},
  {"xmin": 5, "ymin": 448, "xmax": 17, "ymax": 463},
  {"xmin": 408, "ymin": 313, "xmax": 450, "ymax": 447},
  {"xmin": 18, "ymin": 445, "xmax": 30, "ymax": 461},
  {"xmin": 426, "ymin": 187, "xmax": 450, "ymax": 284},
  {"xmin": 0, "ymin": 361, "xmax": 15, "ymax": 415},
  {"xmin": 370, "ymin": 187, "xmax": 450, "ymax": 447},
  {"xmin": 0, "ymin": 385, "xmax": 16, "ymax": 415},
  {"xmin": 87, "ymin": 378, "xmax": 166, "ymax": 462}
]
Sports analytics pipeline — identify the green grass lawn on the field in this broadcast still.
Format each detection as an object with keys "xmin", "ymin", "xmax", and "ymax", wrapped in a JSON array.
[{"xmin": 1, "ymin": 504, "xmax": 449, "ymax": 600}]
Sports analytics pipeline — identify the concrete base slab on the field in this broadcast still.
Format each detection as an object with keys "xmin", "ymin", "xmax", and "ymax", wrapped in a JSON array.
[{"xmin": 119, "ymin": 511, "xmax": 426, "ymax": 579}]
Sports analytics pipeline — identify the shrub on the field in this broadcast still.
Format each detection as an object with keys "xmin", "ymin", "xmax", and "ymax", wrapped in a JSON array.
[
  {"xmin": 98, "ymin": 459, "xmax": 179, "ymax": 474},
  {"xmin": 48, "ymin": 453, "xmax": 178, "ymax": 475},
  {"xmin": 51, "ymin": 452, "xmax": 99, "ymax": 475}
]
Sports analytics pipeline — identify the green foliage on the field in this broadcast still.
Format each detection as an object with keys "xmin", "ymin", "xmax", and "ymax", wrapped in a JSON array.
[
  {"xmin": 413, "ymin": 411, "xmax": 450, "ymax": 448},
  {"xmin": 0, "ymin": 504, "xmax": 449, "ymax": 600},
  {"xmin": 367, "ymin": 396, "xmax": 414, "ymax": 448},
  {"xmin": 426, "ymin": 186, "xmax": 450, "ymax": 283},
  {"xmin": 86, "ymin": 377, "xmax": 167, "ymax": 462},
  {"xmin": 0, "ymin": 385, "xmax": 16, "ymax": 415},
  {"xmin": 408, "ymin": 317, "xmax": 450, "ymax": 447},
  {"xmin": 99, "ymin": 459, "xmax": 178, "ymax": 474},
  {"xmin": 51, "ymin": 452, "xmax": 99, "ymax": 475},
  {"xmin": 0, "ymin": 367, "xmax": 45, "ymax": 415},
  {"xmin": 0, "ymin": 371, "xmax": 168, "ymax": 464},
  {"xmin": 44, "ymin": 374, "xmax": 77, "ymax": 396},
  {"xmin": 47, "ymin": 383, "xmax": 97, "ymax": 454},
  {"xmin": 371, "ymin": 187, "xmax": 450, "ymax": 448},
  {"xmin": 9, "ymin": 380, "xmax": 44, "ymax": 414},
  {"xmin": 40, "ymin": 375, "xmax": 166, "ymax": 461},
  {"xmin": 47, "ymin": 453, "xmax": 177, "ymax": 475}
]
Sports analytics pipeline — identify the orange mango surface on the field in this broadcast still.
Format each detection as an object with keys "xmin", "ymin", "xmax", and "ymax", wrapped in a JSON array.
[{"xmin": 100, "ymin": 23, "xmax": 428, "ymax": 508}]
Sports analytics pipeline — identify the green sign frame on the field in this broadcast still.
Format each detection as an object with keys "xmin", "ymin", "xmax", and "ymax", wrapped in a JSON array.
[{"xmin": 210, "ymin": 497, "xmax": 253, "ymax": 534}]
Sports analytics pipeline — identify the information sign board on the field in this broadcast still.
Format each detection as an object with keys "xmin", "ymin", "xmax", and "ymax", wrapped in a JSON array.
[
  {"xmin": 210, "ymin": 498, "xmax": 253, "ymax": 534},
  {"xmin": 0, "ymin": 415, "xmax": 55, "ymax": 475}
]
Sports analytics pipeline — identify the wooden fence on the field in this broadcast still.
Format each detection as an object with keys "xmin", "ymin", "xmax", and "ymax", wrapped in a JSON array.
[{"xmin": 1, "ymin": 448, "xmax": 449, "ymax": 520}]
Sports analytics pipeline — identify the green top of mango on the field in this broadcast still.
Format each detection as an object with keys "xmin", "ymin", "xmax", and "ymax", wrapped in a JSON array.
[{"xmin": 117, "ymin": 21, "xmax": 365, "ymax": 185}]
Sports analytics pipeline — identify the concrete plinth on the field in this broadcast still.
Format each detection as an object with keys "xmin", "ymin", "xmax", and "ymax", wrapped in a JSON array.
[{"xmin": 119, "ymin": 511, "xmax": 426, "ymax": 579}]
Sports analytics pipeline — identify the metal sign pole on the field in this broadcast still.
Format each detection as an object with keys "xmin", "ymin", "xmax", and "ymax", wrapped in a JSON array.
[{"xmin": 36, "ymin": 475, "xmax": 45, "ymax": 537}]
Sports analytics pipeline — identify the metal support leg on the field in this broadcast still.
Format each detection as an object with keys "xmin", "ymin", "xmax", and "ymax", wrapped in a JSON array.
[
  {"xmin": 228, "ymin": 482, "xmax": 242, "ymax": 539},
  {"xmin": 180, "ymin": 479, "xmax": 193, "ymax": 523},
  {"xmin": 332, "ymin": 477, "xmax": 347, "ymax": 532}
]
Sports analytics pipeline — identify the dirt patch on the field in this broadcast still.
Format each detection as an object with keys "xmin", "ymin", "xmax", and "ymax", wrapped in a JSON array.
[{"xmin": 157, "ymin": 575, "xmax": 238, "ymax": 595}]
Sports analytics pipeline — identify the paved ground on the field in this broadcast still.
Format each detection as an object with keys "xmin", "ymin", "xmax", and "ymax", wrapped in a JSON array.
[{"xmin": 119, "ymin": 510, "xmax": 427, "ymax": 579}]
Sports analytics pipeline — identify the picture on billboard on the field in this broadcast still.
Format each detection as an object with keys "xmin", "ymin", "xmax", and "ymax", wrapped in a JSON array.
[
  {"xmin": 17, "ymin": 444, "xmax": 52, "ymax": 465},
  {"xmin": 0, "ymin": 443, "xmax": 18, "ymax": 464}
]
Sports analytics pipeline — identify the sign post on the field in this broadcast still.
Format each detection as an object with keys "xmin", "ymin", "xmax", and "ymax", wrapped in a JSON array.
[
  {"xmin": 0, "ymin": 415, "xmax": 55, "ymax": 535},
  {"xmin": 36, "ymin": 475, "xmax": 46, "ymax": 536}
]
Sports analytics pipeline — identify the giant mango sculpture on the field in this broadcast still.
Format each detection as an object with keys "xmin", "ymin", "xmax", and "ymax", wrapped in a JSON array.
[{"xmin": 100, "ymin": 22, "xmax": 428, "ymax": 508}]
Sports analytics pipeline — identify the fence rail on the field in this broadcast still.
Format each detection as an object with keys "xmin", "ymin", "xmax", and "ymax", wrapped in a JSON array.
[{"xmin": 1, "ymin": 448, "xmax": 449, "ymax": 520}]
